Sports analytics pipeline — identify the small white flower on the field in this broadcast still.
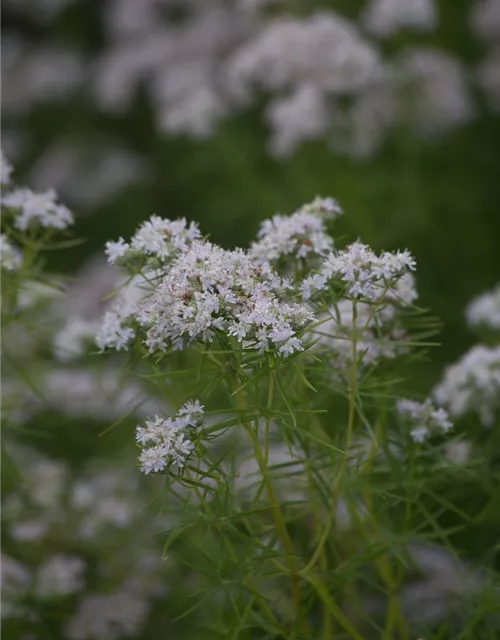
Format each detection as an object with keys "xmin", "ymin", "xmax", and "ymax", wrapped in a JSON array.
[
  {"xmin": 35, "ymin": 555, "xmax": 85, "ymax": 599},
  {"xmin": 410, "ymin": 426, "xmax": 429, "ymax": 443},
  {"xmin": 139, "ymin": 446, "xmax": 170, "ymax": 474},
  {"xmin": 302, "ymin": 241, "xmax": 416, "ymax": 302},
  {"xmin": 95, "ymin": 311, "xmax": 135, "ymax": 351},
  {"xmin": 10, "ymin": 519, "xmax": 48, "ymax": 542},
  {"xmin": 445, "ymin": 441, "xmax": 471, "ymax": 465},
  {"xmin": 54, "ymin": 317, "xmax": 99, "ymax": 361},
  {"xmin": 433, "ymin": 344, "xmax": 500, "ymax": 426},
  {"xmin": 430, "ymin": 407, "xmax": 453, "ymax": 432},
  {"xmin": 250, "ymin": 197, "xmax": 342, "ymax": 262},
  {"xmin": 129, "ymin": 215, "xmax": 201, "ymax": 261},
  {"xmin": 66, "ymin": 590, "xmax": 149, "ymax": 640},
  {"xmin": 136, "ymin": 404, "xmax": 203, "ymax": 475},
  {"xmin": 2, "ymin": 187, "xmax": 74, "ymax": 231},
  {"xmin": 311, "ymin": 291, "xmax": 415, "ymax": 375},
  {"xmin": 470, "ymin": 0, "xmax": 500, "ymax": 42},
  {"xmin": 362, "ymin": 0, "xmax": 437, "ymax": 38},
  {"xmin": 130, "ymin": 237, "xmax": 313, "ymax": 357},
  {"xmin": 0, "ymin": 234, "xmax": 22, "ymax": 271},
  {"xmin": 397, "ymin": 397, "xmax": 453, "ymax": 442},
  {"xmin": 105, "ymin": 238, "xmax": 130, "ymax": 265},
  {"xmin": 178, "ymin": 399, "xmax": 204, "ymax": 419},
  {"xmin": 1, "ymin": 555, "xmax": 31, "ymax": 595},
  {"xmin": 466, "ymin": 283, "xmax": 500, "ymax": 331}
]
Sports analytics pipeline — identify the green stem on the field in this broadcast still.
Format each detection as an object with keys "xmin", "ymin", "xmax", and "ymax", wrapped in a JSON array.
[
  {"xmin": 184, "ymin": 468, "xmax": 280, "ymax": 629},
  {"xmin": 301, "ymin": 301, "xmax": 359, "ymax": 576},
  {"xmin": 232, "ymin": 369, "xmax": 303, "ymax": 626}
]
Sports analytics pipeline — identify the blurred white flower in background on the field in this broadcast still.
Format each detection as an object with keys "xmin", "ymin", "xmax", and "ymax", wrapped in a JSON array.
[
  {"xmin": 477, "ymin": 47, "xmax": 500, "ymax": 110},
  {"xmin": 471, "ymin": 0, "xmax": 500, "ymax": 111},
  {"xmin": 35, "ymin": 555, "xmax": 86, "ymax": 599},
  {"xmin": 1, "ymin": 555, "xmax": 32, "ymax": 619},
  {"xmin": 0, "ymin": 234, "xmax": 22, "ymax": 271},
  {"xmin": 1, "ymin": 38, "xmax": 85, "ymax": 114},
  {"xmin": 466, "ymin": 283, "xmax": 500, "ymax": 331},
  {"xmin": 66, "ymin": 590, "xmax": 150, "ymax": 640},
  {"xmin": 28, "ymin": 141, "xmax": 151, "ymax": 210},
  {"xmin": 434, "ymin": 345, "xmax": 500, "ymax": 426},
  {"xmin": 397, "ymin": 397, "xmax": 453, "ymax": 442},
  {"xmin": 1, "ymin": 0, "xmax": 490, "ymax": 173},
  {"xmin": 470, "ymin": 0, "xmax": 500, "ymax": 42},
  {"xmin": 394, "ymin": 48, "xmax": 474, "ymax": 136},
  {"xmin": 2, "ymin": 187, "xmax": 74, "ymax": 230},
  {"xmin": 2, "ymin": 447, "xmax": 170, "ymax": 637},
  {"xmin": 362, "ymin": 0, "xmax": 437, "ymax": 38}
]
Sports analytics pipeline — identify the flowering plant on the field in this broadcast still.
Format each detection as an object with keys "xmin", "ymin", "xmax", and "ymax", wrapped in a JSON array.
[
  {"xmin": 3, "ymin": 146, "xmax": 500, "ymax": 638},
  {"xmin": 92, "ymin": 193, "xmax": 500, "ymax": 638}
]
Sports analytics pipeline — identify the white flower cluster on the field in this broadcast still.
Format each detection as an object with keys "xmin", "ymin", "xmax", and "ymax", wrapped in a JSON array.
[
  {"xmin": 227, "ymin": 11, "xmax": 385, "ymax": 157},
  {"xmin": 28, "ymin": 139, "xmax": 151, "ymax": 210},
  {"xmin": 2, "ymin": 448, "xmax": 167, "ymax": 637},
  {"xmin": 136, "ymin": 401, "xmax": 204, "ymax": 474},
  {"xmin": 397, "ymin": 398, "xmax": 453, "ymax": 442},
  {"xmin": 67, "ymin": 590, "xmax": 150, "ymax": 640},
  {"xmin": 105, "ymin": 214, "xmax": 201, "ymax": 265},
  {"xmin": 433, "ymin": 345, "xmax": 500, "ymax": 426},
  {"xmin": 53, "ymin": 317, "xmax": 100, "ymax": 361},
  {"xmin": 0, "ymin": 233, "xmax": 22, "ymax": 271},
  {"xmin": 35, "ymin": 555, "xmax": 86, "ymax": 599},
  {"xmin": 93, "ymin": 0, "xmax": 251, "ymax": 138},
  {"xmin": 0, "ymin": 150, "xmax": 73, "ymax": 280},
  {"xmin": 362, "ymin": 0, "xmax": 437, "ymax": 38},
  {"xmin": 250, "ymin": 196, "xmax": 342, "ymax": 262},
  {"xmin": 3, "ymin": 1, "xmax": 480, "ymax": 162},
  {"xmin": 265, "ymin": 83, "xmax": 331, "ymax": 156},
  {"xmin": 396, "ymin": 48, "xmax": 474, "ymax": 136},
  {"xmin": 2, "ymin": 39, "xmax": 85, "ymax": 115},
  {"xmin": 302, "ymin": 241, "xmax": 416, "ymax": 302},
  {"xmin": 2, "ymin": 187, "xmax": 73, "ymax": 230},
  {"xmin": 313, "ymin": 275, "xmax": 418, "ymax": 371},
  {"xmin": 398, "ymin": 541, "xmax": 483, "ymax": 626},
  {"xmin": 1, "ymin": 554, "xmax": 32, "ymax": 619},
  {"xmin": 470, "ymin": 0, "xmax": 500, "ymax": 42},
  {"xmin": 95, "ymin": 273, "xmax": 154, "ymax": 352},
  {"xmin": 225, "ymin": 10, "xmax": 473, "ymax": 157},
  {"xmin": 228, "ymin": 12, "xmax": 381, "ymax": 97},
  {"xmin": 95, "ymin": 311, "xmax": 136, "ymax": 352},
  {"xmin": 3, "ymin": 365, "xmax": 167, "ymax": 426},
  {"xmin": 470, "ymin": 0, "xmax": 500, "ymax": 111},
  {"xmin": 139, "ymin": 240, "xmax": 313, "ymax": 356},
  {"xmin": 466, "ymin": 283, "xmax": 500, "ymax": 331}
]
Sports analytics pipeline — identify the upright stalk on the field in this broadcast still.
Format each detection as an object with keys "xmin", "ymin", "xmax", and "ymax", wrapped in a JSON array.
[{"xmin": 231, "ymin": 368, "xmax": 303, "ymax": 625}]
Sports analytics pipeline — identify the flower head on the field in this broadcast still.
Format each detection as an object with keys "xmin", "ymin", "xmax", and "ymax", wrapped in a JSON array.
[
  {"xmin": 466, "ymin": 283, "xmax": 500, "ymax": 331},
  {"xmin": 433, "ymin": 345, "xmax": 500, "ymax": 426},
  {"xmin": 105, "ymin": 215, "xmax": 202, "ymax": 267},
  {"xmin": 136, "ymin": 403, "xmax": 204, "ymax": 475},
  {"xmin": 302, "ymin": 241, "xmax": 416, "ymax": 302},
  {"xmin": 0, "ymin": 234, "xmax": 22, "ymax": 271},
  {"xmin": 250, "ymin": 197, "xmax": 342, "ymax": 262},
  {"xmin": 397, "ymin": 397, "xmax": 453, "ymax": 442},
  {"xmin": 2, "ymin": 187, "xmax": 74, "ymax": 231}
]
